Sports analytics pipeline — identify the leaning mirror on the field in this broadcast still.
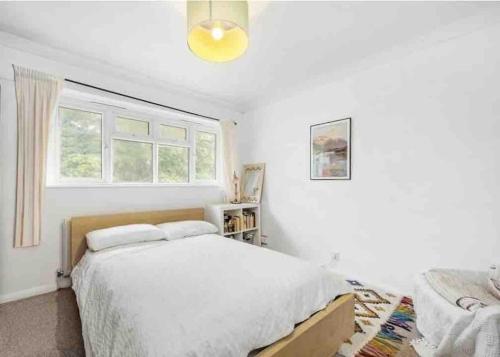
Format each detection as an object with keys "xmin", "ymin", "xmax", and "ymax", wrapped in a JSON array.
[{"xmin": 241, "ymin": 163, "xmax": 265, "ymax": 203}]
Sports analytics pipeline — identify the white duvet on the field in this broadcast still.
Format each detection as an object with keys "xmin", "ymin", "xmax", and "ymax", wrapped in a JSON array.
[{"xmin": 72, "ymin": 234, "xmax": 351, "ymax": 357}]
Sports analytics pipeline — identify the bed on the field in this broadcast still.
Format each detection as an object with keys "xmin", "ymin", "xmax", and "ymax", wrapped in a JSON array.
[{"xmin": 70, "ymin": 208, "xmax": 354, "ymax": 357}]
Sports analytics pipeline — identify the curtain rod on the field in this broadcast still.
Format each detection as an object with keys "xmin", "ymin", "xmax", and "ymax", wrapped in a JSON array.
[{"xmin": 64, "ymin": 79, "xmax": 232, "ymax": 124}]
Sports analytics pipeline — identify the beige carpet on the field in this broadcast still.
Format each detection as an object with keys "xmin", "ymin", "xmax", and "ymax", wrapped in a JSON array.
[{"xmin": 0, "ymin": 288, "xmax": 84, "ymax": 357}]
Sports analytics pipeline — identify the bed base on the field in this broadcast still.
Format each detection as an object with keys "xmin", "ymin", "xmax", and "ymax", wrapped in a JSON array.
[{"xmin": 257, "ymin": 293, "xmax": 354, "ymax": 357}]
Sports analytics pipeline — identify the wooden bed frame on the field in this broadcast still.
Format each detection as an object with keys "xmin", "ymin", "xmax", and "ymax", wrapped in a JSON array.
[{"xmin": 70, "ymin": 207, "xmax": 354, "ymax": 357}]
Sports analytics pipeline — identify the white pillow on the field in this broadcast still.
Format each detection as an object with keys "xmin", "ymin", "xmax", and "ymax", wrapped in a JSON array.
[
  {"xmin": 156, "ymin": 220, "xmax": 218, "ymax": 240},
  {"xmin": 86, "ymin": 224, "xmax": 166, "ymax": 251}
]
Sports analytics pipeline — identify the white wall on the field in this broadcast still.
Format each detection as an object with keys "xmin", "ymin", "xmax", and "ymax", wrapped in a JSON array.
[
  {"xmin": 0, "ymin": 42, "xmax": 242, "ymax": 303},
  {"xmin": 239, "ymin": 22, "xmax": 500, "ymax": 294}
]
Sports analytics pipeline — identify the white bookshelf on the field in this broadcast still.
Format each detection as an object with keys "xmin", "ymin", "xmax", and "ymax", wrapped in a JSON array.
[{"xmin": 206, "ymin": 203, "xmax": 261, "ymax": 246}]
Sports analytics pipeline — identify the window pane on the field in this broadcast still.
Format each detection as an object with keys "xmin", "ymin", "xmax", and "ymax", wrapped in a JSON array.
[
  {"xmin": 158, "ymin": 146, "xmax": 189, "ymax": 183},
  {"xmin": 112, "ymin": 139, "xmax": 153, "ymax": 182},
  {"xmin": 116, "ymin": 117, "xmax": 149, "ymax": 136},
  {"xmin": 195, "ymin": 131, "xmax": 216, "ymax": 180},
  {"xmin": 160, "ymin": 125, "xmax": 187, "ymax": 141},
  {"xmin": 59, "ymin": 107, "xmax": 102, "ymax": 179}
]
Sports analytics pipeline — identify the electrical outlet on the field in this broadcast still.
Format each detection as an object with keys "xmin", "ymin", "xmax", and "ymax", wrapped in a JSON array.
[{"xmin": 326, "ymin": 252, "xmax": 340, "ymax": 268}]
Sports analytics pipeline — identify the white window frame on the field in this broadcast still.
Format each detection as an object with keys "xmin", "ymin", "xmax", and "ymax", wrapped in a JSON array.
[
  {"xmin": 158, "ymin": 123, "xmax": 189, "ymax": 143},
  {"xmin": 111, "ymin": 137, "xmax": 155, "ymax": 184},
  {"xmin": 114, "ymin": 115, "xmax": 151, "ymax": 137},
  {"xmin": 47, "ymin": 95, "xmax": 222, "ymax": 187}
]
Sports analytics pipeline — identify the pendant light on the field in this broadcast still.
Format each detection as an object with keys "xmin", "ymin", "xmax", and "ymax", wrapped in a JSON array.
[{"xmin": 187, "ymin": 0, "xmax": 249, "ymax": 62}]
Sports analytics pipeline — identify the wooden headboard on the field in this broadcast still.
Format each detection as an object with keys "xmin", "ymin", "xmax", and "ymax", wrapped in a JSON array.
[{"xmin": 70, "ymin": 207, "xmax": 205, "ymax": 267}]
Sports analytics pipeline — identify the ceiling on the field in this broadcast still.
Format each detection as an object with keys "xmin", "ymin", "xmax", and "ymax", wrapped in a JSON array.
[{"xmin": 0, "ymin": 1, "xmax": 498, "ymax": 112}]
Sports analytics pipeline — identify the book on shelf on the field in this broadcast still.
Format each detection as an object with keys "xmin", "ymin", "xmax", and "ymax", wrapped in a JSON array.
[
  {"xmin": 223, "ymin": 211, "xmax": 256, "ymax": 234},
  {"xmin": 241, "ymin": 211, "xmax": 256, "ymax": 230},
  {"xmin": 224, "ymin": 214, "xmax": 243, "ymax": 233}
]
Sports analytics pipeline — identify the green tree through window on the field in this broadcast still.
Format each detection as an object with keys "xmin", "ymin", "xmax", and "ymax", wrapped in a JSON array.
[
  {"xmin": 159, "ymin": 146, "xmax": 189, "ymax": 183},
  {"xmin": 59, "ymin": 107, "xmax": 102, "ymax": 179},
  {"xmin": 112, "ymin": 139, "xmax": 153, "ymax": 182}
]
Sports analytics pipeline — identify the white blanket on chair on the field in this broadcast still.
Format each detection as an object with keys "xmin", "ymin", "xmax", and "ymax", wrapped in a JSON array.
[
  {"xmin": 435, "ymin": 305, "xmax": 500, "ymax": 357},
  {"xmin": 414, "ymin": 272, "xmax": 500, "ymax": 357}
]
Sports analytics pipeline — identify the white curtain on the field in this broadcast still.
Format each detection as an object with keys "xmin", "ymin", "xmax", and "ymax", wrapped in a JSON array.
[
  {"xmin": 13, "ymin": 65, "xmax": 63, "ymax": 248},
  {"xmin": 220, "ymin": 119, "xmax": 238, "ymax": 203}
]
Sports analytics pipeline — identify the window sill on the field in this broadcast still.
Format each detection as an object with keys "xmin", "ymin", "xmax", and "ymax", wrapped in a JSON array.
[{"xmin": 46, "ymin": 183, "xmax": 222, "ymax": 189}]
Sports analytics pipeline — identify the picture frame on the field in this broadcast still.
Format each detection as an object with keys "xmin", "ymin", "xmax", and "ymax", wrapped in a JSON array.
[{"xmin": 310, "ymin": 117, "xmax": 351, "ymax": 180}]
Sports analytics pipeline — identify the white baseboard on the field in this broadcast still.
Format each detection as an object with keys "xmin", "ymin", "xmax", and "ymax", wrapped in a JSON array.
[{"xmin": 0, "ymin": 284, "xmax": 58, "ymax": 304}]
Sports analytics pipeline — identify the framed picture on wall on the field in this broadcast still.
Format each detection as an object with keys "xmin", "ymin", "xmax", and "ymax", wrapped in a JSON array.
[{"xmin": 310, "ymin": 117, "xmax": 351, "ymax": 180}]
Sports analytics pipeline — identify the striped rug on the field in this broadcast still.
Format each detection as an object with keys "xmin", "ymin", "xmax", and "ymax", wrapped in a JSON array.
[{"xmin": 337, "ymin": 280, "xmax": 419, "ymax": 357}]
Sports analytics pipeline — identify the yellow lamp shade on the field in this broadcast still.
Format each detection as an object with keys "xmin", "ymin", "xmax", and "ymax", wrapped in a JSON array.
[{"xmin": 187, "ymin": 1, "xmax": 249, "ymax": 62}]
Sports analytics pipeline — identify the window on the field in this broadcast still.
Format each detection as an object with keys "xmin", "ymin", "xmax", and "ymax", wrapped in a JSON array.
[
  {"xmin": 115, "ymin": 117, "xmax": 149, "ymax": 136},
  {"xmin": 158, "ymin": 145, "xmax": 189, "ymax": 183},
  {"xmin": 160, "ymin": 124, "xmax": 187, "ymax": 141},
  {"xmin": 113, "ymin": 139, "xmax": 153, "ymax": 183},
  {"xmin": 58, "ymin": 107, "xmax": 102, "ymax": 181},
  {"xmin": 195, "ymin": 131, "xmax": 216, "ymax": 180},
  {"xmin": 48, "ymin": 97, "xmax": 220, "ymax": 186}
]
